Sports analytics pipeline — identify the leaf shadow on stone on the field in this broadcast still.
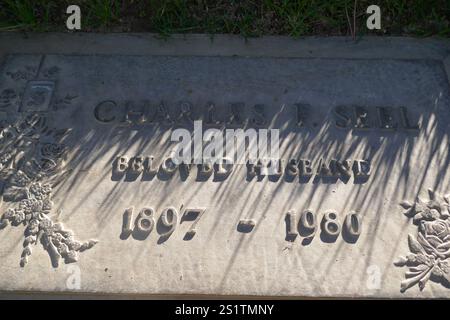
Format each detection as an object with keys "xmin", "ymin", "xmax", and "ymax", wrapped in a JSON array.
[{"xmin": 8, "ymin": 55, "xmax": 447, "ymax": 293}]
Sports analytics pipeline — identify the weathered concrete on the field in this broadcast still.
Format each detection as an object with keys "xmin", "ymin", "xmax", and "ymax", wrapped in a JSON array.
[{"xmin": 0, "ymin": 33, "xmax": 449, "ymax": 299}]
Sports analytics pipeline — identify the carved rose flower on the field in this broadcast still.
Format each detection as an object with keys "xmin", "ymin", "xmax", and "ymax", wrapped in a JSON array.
[
  {"xmin": 416, "ymin": 219, "xmax": 450, "ymax": 259},
  {"xmin": 40, "ymin": 143, "xmax": 65, "ymax": 159},
  {"xmin": 421, "ymin": 220, "xmax": 450, "ymax": 241}
]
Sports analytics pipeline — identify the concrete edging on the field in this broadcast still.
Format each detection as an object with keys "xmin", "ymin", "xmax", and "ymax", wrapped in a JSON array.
[{"xmin": 0, "ymin": 33, "xmax": 449, "ymax": 60}]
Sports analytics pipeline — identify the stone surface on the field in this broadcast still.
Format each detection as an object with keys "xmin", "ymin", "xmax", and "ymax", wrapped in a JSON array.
[{"xmin": 0, "ymin": 34, "xmax": 450, "ymax": 298}]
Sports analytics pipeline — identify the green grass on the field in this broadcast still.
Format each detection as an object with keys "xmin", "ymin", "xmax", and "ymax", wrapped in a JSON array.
[{"xmin": 0, "ymin": 0, "xmax": 449, "ymax": 37}]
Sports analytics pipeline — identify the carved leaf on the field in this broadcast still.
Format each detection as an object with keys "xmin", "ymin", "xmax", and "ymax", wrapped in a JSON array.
[
  {"xmin": 413, "ymin": 212, "xmax": 425, "ymax": 223},
  {"xmin": 53, "ymin": 128, "xmax": 72, "ymax": 142},
  {"xmin": 3, "ymin": 186, "xmax": 27, "ymax": 202},
  {"xmin": 393, "ymin": 256, "xmax": 407, "ymax": 266},
  {"xmin": 408, "ymin": 234, "xmax": 424, "ymax": 254},
  {"xmin": 20, "ymin": 256, "xmax": 28, "ymax": 267},
  {"xmin": 400, "ymin": 201, "xmax": 413, "ymax": 209},
  {"xmin": 428, "ymin": 189, "xmax": 436, "ymax": 200},
  {"xmin": 47, "ymin": 240, "xmax": 61, "ymax": 268},
  {"xmin": 23, "ymin": 235, "xmax": 36, "ymax": 246},
  {"xmin": 0, "ymin": 219, "xmax": 8, "ymax": 229},
  {"xmin": 79, "ymin": 239, "xmax": 98, "ymax": 252},
  {"xmin": 22, "ymin": 246, "xmax": 32, "ymax": 256}
]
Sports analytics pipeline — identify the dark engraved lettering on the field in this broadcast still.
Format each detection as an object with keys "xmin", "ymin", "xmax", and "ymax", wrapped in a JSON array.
[
  {"xmin": 299, "ymin": 159, "xmax": 313, "ymax": 178},
  {"xmin": 251, "ymin": 104, "xmax": 267, "ymax": 127},
  {"xmin": 205, "ymin": 102, "xmax": 220, "ymax": 126},
  {"xmin": 123, "ymin": 100, "xmax": 148, "ymax": 125},
  {"xmin": 227, "ymin": 102, "xmax": 245, "ymax": 126},
  {"xmin": 286, "ymin": 159, "xmax": 299, "ymax": 176},
  {"xmin": 377, "ymin": 107, "xmax": 397, "ymax": 130},
  {"xmin": 178, "ymin": 101, "xmax": 195, "ymax": 125},
  {"xmin": 316, "ymin": 158, "xmax": 334, "ymax": 177},
  {"xmin": 295, "ymin": 103, "xmax": 309, "ymax": 127},
  {"xmin": 94, "ymin": 100, "xmax": 118, "ymax": 123},
  {"xmin": 399, "ymin": 106, "xmax": 419, "ymax": 130},
  {"xmin": 334, "ymin": 106, "xmax": 352, "ymax": 129},
  {"xmin": 353, "ymin": 106, "xmax": 371, "ymax": 129},
  {"xmin": 151, "ymin": 101, "xmax": 174, "ymax": 125},
  {"xmin": 353, "ymin": 160, "xmax": 371, "ymax": 177}
]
